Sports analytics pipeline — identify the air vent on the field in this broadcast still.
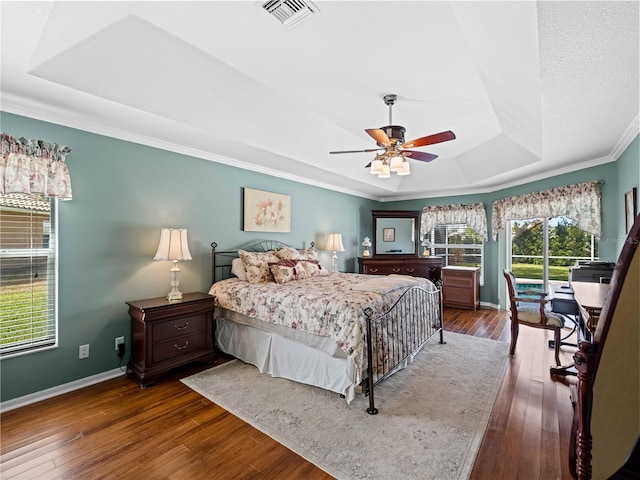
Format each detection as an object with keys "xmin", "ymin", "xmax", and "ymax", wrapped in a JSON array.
[{"xmin": 261, "ymin": 0, "xmax": 319, "ymax": 30}]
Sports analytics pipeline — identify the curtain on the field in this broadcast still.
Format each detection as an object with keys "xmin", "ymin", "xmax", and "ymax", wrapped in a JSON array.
[
  {"xmin": 491, "ymin": 180, "xmax": 602, "ymax": 240},
  {"xmin": 420, "ymin": 203, "xmax": 488, "ymax": 240},
  {"xmin": 1, "ymin": 133, "xmax": 73, "ymax": 199}
]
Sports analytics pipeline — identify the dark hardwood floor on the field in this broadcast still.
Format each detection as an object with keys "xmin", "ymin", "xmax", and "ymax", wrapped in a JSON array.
[{"xmin": 1, "ymin": 307, "xmax": 577, "ymax": 479}]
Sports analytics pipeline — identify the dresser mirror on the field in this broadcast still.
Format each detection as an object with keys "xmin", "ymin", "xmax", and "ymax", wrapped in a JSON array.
[{"xmin": 372, "ymin": 210, "xmax": 420, "ymax": 257}]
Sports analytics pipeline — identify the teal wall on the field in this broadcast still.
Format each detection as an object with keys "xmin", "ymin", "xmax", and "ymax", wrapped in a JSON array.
[
  {"xmin": 0, "ymin": 110, "xmax": 636, "ymax": 403},
  {"xmin": 616, "ymin": 136, "xmax": 640, "ymax": 252},
  {"xmin": 0, "ymin": 112, "xmax": 377, "ymax": 401}
]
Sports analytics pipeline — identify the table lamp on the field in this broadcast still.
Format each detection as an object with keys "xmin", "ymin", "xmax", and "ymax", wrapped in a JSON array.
[
  {"xmin": 326, "ymin": 233, "xmax": 345, "ymax": 272},
  {"xmin": 154, "ymin": 228, "xmax": 192, "ymax": 302}
]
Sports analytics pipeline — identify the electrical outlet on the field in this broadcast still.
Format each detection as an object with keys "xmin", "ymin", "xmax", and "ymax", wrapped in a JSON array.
[
  {"xmin": 115, "ymin": 336, "xmax": 125, "ymax": 358},
  {"xmin": 79, "ymin": 344, "xmax": 90, "ymax": 359}
]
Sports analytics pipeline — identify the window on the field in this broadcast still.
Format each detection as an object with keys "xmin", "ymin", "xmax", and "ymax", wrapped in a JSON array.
[
  {"xmin": 426, "ymin": 224, "xmax": 484, "ymax": 284},
  {"xmin": 0, "ymin": 193, "xmax": 57, "ymax": 357},
  {"xmin": 509, "ymin": 215, "xmax": 599, "ymax": 291}
]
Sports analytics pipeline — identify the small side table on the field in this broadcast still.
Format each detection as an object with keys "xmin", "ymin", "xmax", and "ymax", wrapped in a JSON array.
[
  {"xmin": 126, "ymin": 292, "xmax": 215, "ymax": 387},
  {"xmin": 441, "ymin": 266, "xmax": 480, "ymax": 310}
]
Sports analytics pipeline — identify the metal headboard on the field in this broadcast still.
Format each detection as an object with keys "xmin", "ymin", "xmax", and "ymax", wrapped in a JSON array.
[{"xmin": 210, "ymin": 240, "xmax": 315, "ymax": 284}]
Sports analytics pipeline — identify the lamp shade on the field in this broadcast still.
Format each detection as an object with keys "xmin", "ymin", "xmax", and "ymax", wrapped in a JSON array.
[
  {"xmin": 326, "ymin": 233, "xmax": 345, "ymax": 252},
  {"xmin": 370, "ymin": 159, "xmax": 384, "ymax": 175},
  {"xmin": 397, "ymin": 161, "xmax": 411, "ymax": 176},
  {"xmin": 153, "ymin": 228, "xmax": 192, "ymax": 261},
  {"xmin": 362, "ymin": 236, "xmax": 372, "ymax": 247},
  {"xmin": 389, "ymin": 155, "xmax": 404, "ymax": 172}
]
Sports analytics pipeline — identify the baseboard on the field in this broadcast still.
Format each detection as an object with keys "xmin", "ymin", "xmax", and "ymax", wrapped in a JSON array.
[
  {"xmin": 1, "ymin": 368, "xmax": 126, "ymax": 413},
  {"xmin": 480, "ymin": 301, "xmax": 500, "ymax": 310}
]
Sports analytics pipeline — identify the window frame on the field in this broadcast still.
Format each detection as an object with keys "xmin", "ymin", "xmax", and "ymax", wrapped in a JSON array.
[
  {"xmin": 426, "ymin": 223, "xmax": 485, "ymax": 285},
  {"xmin": 0, "ymin": 194, "xmax": 58, "ymax": 358}
]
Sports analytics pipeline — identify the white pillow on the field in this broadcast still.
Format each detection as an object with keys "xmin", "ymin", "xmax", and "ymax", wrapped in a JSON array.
[{"xmin": 231, "ymin": 257, "xmax": 248, "ymax": 281}]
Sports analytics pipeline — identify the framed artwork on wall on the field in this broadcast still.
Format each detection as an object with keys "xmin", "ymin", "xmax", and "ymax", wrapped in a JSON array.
[
  {"xmin": 625, "ymin": 187, "xmax": 637, "ymax": 234},
  {"xmin": 383, "ymin": 227, "xmax": 395, "ymax": 242},
  {"xmin": 243, "ymin": 188, "xmax": 291, "ymax": 233}
]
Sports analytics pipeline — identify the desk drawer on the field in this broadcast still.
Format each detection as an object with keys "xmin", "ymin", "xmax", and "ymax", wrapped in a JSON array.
[{"xmin": 152, "ymin": 314, "xmax": 208, "ymax": 342}]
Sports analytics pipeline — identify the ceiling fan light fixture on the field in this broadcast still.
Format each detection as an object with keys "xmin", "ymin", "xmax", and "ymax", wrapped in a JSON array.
[
  {"xmin": 370, "ymin": 159, "xmax": 384, "ymax": 174},
  {"xmin": 389, "ymin": 155, "xmax": 404, "ymax": 172},
  {"xmin": 378, "ymin": 164, "xmax": 391, "ymax": 178},
  {"xmin": 396, "ymin": 161, "xmax": 411, "ymax": 176}
]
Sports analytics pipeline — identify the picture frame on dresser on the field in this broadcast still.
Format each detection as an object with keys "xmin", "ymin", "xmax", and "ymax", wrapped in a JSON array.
[{"xmin": 382, "ymin": 228, "xmax": 395, "ymax": 242}]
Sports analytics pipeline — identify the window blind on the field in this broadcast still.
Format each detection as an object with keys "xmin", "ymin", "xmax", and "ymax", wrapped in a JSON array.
[{"xmin": 0, "ymin": 193, "xmax": 57, "ymax": 356}]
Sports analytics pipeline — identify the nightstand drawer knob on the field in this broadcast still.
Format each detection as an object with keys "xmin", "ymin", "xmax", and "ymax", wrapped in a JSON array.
[
  {"xmin": 174, "ymin": 341, "xmax": 190, "ymax": 350},
  {"xmin": 174, "ymin": 322, "xmax": 189, "ymax": 331}
]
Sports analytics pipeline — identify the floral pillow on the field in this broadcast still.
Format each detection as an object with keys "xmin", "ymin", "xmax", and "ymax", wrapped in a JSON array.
[
  {"xmin": 239, "ymin": 250, "xmax": 281, "ymax": 283},
  {"xmin": 299, "ymin": 259, "xmax": 329, "ymax": 278},
  {"xmin": 268, "ymin": 259, "xmax": 308, "ymax": 284},
  {"xmin": 277, "ymin": 246, "xmax": 319, "ymax": 262}
]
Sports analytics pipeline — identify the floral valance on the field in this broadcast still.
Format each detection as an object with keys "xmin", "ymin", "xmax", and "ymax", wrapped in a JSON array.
[
  {"xmin": 1, "ymin": 133, "xmax": 73, "ymax": 199},
  {"xmin": 420, "ymin": 203, "xmax": 488, "ymax": 240},
  {"xmin": 491, "ymin": 181, "xmax": 602, "ymax": 240}
]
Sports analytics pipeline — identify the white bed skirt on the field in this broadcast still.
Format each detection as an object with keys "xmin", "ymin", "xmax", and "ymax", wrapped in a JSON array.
[{"xmin": 215, "ymin": 317, "xmax": 358, "ymax": 403}]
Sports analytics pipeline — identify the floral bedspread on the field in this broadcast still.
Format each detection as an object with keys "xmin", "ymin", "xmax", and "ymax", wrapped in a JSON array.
[{"xmin": 209, "ymin": 273, "xmax": 432, "ymax": 383}]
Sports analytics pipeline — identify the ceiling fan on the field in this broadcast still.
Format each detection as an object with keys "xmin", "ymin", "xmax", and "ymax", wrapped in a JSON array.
[{"xmin": 329, "ymin": 94, "xmax": 456, "ymax": 177}]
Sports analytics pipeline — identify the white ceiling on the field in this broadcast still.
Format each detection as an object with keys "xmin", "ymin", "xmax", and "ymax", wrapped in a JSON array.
[{"xmin": 1, "ymin": 1, "xmax": 638, "ymax": 201}]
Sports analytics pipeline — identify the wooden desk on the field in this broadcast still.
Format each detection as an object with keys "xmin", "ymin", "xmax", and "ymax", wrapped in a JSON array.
[
  {"xmin": 550, "ymin": 282, "xmax": 610, "ymax": 376},
  {"xmin": 571, "ymin": 281, "xmax": 610, "ymax": 335}
]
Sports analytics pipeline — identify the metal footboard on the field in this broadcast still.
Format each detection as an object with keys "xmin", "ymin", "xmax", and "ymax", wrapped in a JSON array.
[{"xmin": 363, "ymin": 285, "xmax": 444, "ymax": 414}]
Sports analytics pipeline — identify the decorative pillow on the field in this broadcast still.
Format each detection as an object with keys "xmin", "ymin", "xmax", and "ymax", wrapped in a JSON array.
[
  {"xmin": 239, "ymin": 250, "xmax": 281, "ymax": 283},
  {"xmin": 277, "ymin": 246, "xmax": 319, "ymax": 262},
  {"xmin": 230, "ymin": 257, "xmax": 248, "ymax": 281},
  {"xmin": 299, "ymin": 259, "xmax": 329, "ymax": 278},
  {"xmin": 268, "ymin": 259, "xmax": 308, "ymax": 284}
]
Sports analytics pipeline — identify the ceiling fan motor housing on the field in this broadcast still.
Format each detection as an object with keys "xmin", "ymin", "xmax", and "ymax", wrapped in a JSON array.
[{"xmin": 381, "ymin": 125, "xmax": 406, "ymax": 145}]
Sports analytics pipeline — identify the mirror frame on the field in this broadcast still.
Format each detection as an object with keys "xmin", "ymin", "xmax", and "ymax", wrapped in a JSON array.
[{"xmin": 371, "ymin": 210, "xmax": 420, "ymax": 258}]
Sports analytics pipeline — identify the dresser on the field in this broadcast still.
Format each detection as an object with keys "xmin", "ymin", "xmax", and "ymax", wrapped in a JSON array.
[
  {"xmin": 126, "ymin": 292, "xmax": 215, "ymax": 386},
  {"xmin": 358, "ymin": 257, "xmax": 443, "ymax": 284},
  {"xmin": 441, "ymin": 266, "xmax": 480, "ymax": 310}
]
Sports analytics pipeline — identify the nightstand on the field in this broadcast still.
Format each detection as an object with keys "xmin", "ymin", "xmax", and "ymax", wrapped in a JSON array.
[
  {"xmin": 442, "ymin": 266, "xmax": 480, "ymax": 310},
  {"xmin": 126, "ymin": 292, "xmax": 215, "ymax": 387}
]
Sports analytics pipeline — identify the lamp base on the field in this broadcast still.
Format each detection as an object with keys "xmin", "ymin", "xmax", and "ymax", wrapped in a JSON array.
[
  {"xmin": 167, "ymin": 288, "xmax": 183, "ymax": 303},
  {"xmin": 167, "ymin": 261, "xmax": 183, "ymax": 302}
]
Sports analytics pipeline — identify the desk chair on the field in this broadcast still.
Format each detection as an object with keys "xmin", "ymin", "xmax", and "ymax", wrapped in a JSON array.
[{"xmin": 503, "ymin": 270, "xmax": 566, "ymax": 366}]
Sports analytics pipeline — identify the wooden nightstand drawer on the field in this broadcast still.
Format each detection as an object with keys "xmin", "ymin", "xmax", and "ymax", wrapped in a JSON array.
[
  {"xmin": 152, "ymin": 332, "xmax": 208, "ymax": 363},
  {"xmin": 443, "ymin": 275, "xmax": 473, "ymax": 288},
  {"xmin": 152, "ymin": 314, "xmax": 207, "ymax": 342},
  {"xmin": 444, "ymin": 287, "xmax": 472, "ymax": 303}
]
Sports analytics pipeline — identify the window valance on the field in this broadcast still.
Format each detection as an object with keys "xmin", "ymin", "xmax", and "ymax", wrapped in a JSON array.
[
  {"xmin": 420, "ymin": 203, "xmax": 488, "ymax": 240},
  {"xmin": 491, "ymin": 181, "xmax": 602, "ymax": 240},
  {"xmin": 1, "ymin": 133, "xmax": 73, "ymax": 199}
]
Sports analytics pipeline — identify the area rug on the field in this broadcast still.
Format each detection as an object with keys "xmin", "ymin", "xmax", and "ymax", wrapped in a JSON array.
[{"xmin": 182, "ymin": 332, "xmax": 509, "ymax": 480}]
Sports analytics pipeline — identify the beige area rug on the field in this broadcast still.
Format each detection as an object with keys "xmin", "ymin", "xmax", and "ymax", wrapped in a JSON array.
[{"xmin": 182, "ymin": 332, "xmax": 509, "ymax": 480}]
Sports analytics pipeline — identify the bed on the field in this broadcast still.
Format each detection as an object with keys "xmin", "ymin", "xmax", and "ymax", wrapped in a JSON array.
[{"xmin": 209, "ymin": 240, "xmax": 444, "ymax": 414}]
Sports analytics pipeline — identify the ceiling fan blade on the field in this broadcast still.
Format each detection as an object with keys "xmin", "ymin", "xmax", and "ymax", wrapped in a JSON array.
[
  {"xmin": 401, "ymin": 150, "xmax": 439, "ymax": 163},
  {"xmin": 402, "ymin": 130, "xmax": 456, "ymax": 148},
  {"xmin": 365, "ymin": 128, "xmax": 392, "ymax": 147},
  {"xmin": 329, "ymin": 148, "xmax": 382, "ymax": 154}
]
